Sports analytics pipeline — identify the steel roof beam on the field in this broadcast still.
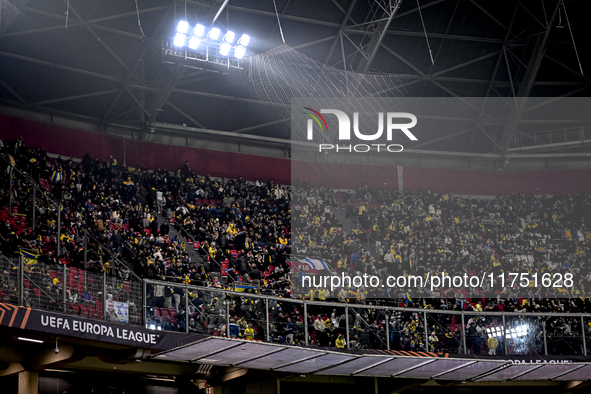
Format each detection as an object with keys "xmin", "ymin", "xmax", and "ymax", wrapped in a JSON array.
[
  {"xmin": 324, "ymin": 0, "xmax": 358, "ymax": 64},
  {"xmin": 0, "ymin": 0, "xmax": 30, "ymax": 35},
  {"xmin": 164, "ymin": 101, "xmax": 206, "ymax": 129},
  {"xmin": 468, "ymin": 2, "xmax": 519, "ymax": 151},
  {"xmin": 33, "ymin": 90, "xmax": 119, "ymax": 106},
  {"xmin": 103, "ymin": 4, "xmax": 173, "ymax": 123},
  {"xmin": 172, "ymin": 88, "xmax": 285, "ymax": 107},
  {"xmin": 186, "ymin": 0, "xmax": 505, "ymax": 44},
  {"xmin": 358, "ymin": 0, "xmax": 403, "ymax": 73},
  {"xmin": 0, "ymin": 51, "xmax": 133, "ymax": 84},
  {"xmin": 88, "ymin": 6, "xmax": 169, "ymax": 23},
  {"xmin": 0, "ymin": 79, "xmax": 26, "ymax": 104},
  {"xmin": 498, "ymin": 0, "xmax": 562, "ymax": 156},
  {"xmin": 1, "ymin": 23, "xmax": 80, "ymax": 38}
]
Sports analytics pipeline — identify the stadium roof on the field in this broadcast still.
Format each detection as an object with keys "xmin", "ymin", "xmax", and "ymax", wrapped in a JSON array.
[
  {"xmin": 1, "ymin": 0, "xmax": 591, "ymax": 156},
  {"xmin": 155, "ymin": 337, "xmax": 591, "ymax": 382}
]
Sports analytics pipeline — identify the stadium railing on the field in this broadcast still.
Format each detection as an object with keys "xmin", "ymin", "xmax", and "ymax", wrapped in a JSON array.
[
  {"xmin": 142, "ymin": 278, "xmax": 591, "ymax": 357},
  {"xmin": 6, "ymin": 251, "xmax": 591, "ymax": 357}
]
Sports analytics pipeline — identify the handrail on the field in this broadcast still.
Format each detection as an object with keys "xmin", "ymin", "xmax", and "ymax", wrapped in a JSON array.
[
  {"xmin": 141, "ymin": 278, "xmax": 591, "ymax": 319},
  {"xmin": 82, "ymin": 228, "xmax": 143, "ymax": 282},
  {"xmin": 168, "ymin": 215, "xmax": 228, "ymax": 275}
]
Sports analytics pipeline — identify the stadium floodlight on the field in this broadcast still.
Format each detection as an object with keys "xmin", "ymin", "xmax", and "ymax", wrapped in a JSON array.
[
  {"xmin": 188, "ymin": 36, "xmax": 201, "ymax": 50},
  {"xmin": 223, "ymin": 31, "xmax": 235, "ymax": 43},
  {"xmin": 208, "ymin": 27, "xmax": 221, "ymax": 40},
  {"xmin": 219, "ymin": 42, "xmax": 231, "ymax": 56},
  {"xmin": 238, "ymin": 34, "xmax": 250, "ymax": 47},
  {"xmin": 174, "ymin": 32, "xmax": 186, "ymax": 47},
  {"xmin": 234, "ymin": 45, "xmax": 246, "ymax": 59},
  {"xmin": 177, "ymin": 21, "xmax": 189, "ymax": 34},
  {"xmin": 193, "ymin": 23, "xmax": 205, "ymax": 37}
]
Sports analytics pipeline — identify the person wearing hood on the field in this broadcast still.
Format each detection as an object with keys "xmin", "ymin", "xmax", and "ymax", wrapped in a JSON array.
[{"xmin": 336, "ymin": 334, "xmax": 346, "ymax": 348}]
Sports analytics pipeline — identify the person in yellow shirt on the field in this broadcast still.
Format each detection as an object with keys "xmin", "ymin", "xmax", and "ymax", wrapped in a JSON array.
[
  {"xmin": 208, "ymin": 243, "xmax": 217, "ymax": 258},
  {"xmin": 335, "ymin": 334, "xmax": 345, "ymax": 348},
  {"xmin": 473, "ymin": 301, "xmax": 483, "ymax": 312},
  {"xmin": 244, "ymin": 325, "xmax": 254, "ymax": 340}
]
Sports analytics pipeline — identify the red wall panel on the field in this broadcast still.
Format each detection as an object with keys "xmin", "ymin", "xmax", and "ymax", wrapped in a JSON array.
[
  {"xmin": 0, "ymin": 114, "xmax": 124, "ymax": 162},
  {"xmin": 403, "ymin": 167, "xmax": 591, "ymax": 195}
]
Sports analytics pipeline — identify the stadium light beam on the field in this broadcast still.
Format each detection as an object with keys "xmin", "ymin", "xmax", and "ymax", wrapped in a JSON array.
[
  {"xmin": 177, "ymin": 21, "xmax": 189, "ymax": 34},
  {"xmin": 208, "ymin": 27, "xmax": 221, "ymax": 40},
  {"xmin": 219, "ymin": 42, "xmax": 231, "ymax": 56},
  {"xmin": 235, "ymin": 46, "xmax": 246, "ymax": 59},
  {"xmin": 194, "ymin": 24, "xmax": 205, "ymax": 37},
  {"xmin": 223, "ymin": 31, "xmax": 235, "ymax": 43},
  {"xmin": 188, "ymin": 36, "xmax": 202, "ymax": 50},
  {"xmin": 174, "ymin": 33, "xmax": 186, "ymax": 47},
  {"xmin": 237, "ymin": 34, "xmax": 250, "ymax": 47}
]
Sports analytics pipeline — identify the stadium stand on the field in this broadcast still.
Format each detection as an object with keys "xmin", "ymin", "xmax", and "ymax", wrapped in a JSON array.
[{"xmin": 1, "ymin": 136, "xmax": 590, "ymax": 359}]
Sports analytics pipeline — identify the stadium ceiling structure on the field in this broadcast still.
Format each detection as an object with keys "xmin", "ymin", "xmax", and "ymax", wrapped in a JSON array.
[
  {"xmin": 0, "ymin": 0, "xmax": 590, "ymax": 157},
  {"xmin": 155, "ymin": 337, "xmax": 591, "ymax": 382}
]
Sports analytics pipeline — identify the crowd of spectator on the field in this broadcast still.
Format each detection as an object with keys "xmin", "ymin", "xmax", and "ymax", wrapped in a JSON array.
[{"xmin": 0, "ymin": 136, "xmax": 590, "ymax": 356}]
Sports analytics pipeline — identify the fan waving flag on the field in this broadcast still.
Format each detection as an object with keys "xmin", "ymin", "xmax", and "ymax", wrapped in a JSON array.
[
  {"xmin": 235, "ymin": 283, "xmax": 257, "ymax": 292},
  {"xmin": 21, "ymin": 250, "xmax": 38, "ymax": 270}
]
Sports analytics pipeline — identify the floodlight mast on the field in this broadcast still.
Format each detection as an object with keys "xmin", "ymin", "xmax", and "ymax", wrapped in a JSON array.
[{"xmin": 211, "ymin": 0, "xmax": 230, "ymax": 25}]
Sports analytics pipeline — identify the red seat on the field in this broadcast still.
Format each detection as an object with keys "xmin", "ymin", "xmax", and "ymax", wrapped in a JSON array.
[
  {"xmin": 154, "ymin": 307, "xmax": 161, "ymax": 317},
  {"xmin": 23, "ymin": 278, "xmax": 31, "ymax": 289},
  {"xmin": 160, "ymin": 309, "xmax": 170, "ymax": 318},
  {"xmin": 33, "ymin": 288, "xmax": 41, "ymax": 298},
  {"xmin": 80, "ymin": 306, "xmax": 89, "ymax": 317},
  {"xmin": 88, "ymin": 305, "xmax": 96, "ymax": 318},
  {"xmin": 77, "ymin": 284, "xmax": 84, "ymax": 293},
  {"xmin": 70, "ymin": 304, "xmax": 80, "ymax": 314},
  {"xmin": 169, "ymin": 310, "xmax": 177, "ymax": 319}
]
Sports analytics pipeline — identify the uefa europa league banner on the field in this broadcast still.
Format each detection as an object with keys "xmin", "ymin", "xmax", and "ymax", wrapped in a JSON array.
[{"xmin": 0, "ymin": 302, "xmax": 204, "ymax": 351}]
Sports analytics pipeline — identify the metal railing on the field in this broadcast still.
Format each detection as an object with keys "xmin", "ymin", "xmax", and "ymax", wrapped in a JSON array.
[
  {"xmin": 6, "ymin": 252, "xmax": 591, "ymax": 357},
  {"xmin": 142, "ymin": 278, "xmax": 591, "ymax": 357},
  {"xmin": 9, "ymin": 255, "xmax": 144, "ymax": 327}
]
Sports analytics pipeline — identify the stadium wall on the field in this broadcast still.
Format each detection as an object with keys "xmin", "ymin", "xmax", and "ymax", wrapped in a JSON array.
[{"xmin": 2, "ymin": 114, "xmax": 591, "ymax": 194}]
